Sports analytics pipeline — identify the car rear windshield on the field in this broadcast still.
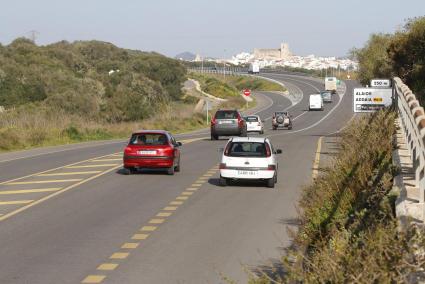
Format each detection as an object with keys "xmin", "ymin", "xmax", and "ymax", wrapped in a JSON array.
[
  {"xmin": 215, "ymin": 110, "xmax": 238, "ymax": 119},
  {"xmin": 129, "ymin": 133, "xmax": 168, "ymax": 145},
  {"xmin": 225, "ymin": 142, "xmax": 268, "ymax": 157},
  {"xmin": 245, "ymin": 116, "xmax": 258, "ymax": 122}
]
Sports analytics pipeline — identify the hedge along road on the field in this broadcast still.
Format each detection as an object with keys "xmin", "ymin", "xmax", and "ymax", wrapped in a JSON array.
[{"xmin": 0, "ymin": 74, "xmax": 356, "ymax": 284}]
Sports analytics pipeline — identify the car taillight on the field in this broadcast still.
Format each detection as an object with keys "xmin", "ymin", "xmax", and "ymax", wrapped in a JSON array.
[
  {"xmin": 257, "ymin": 122, "xmax": 261, "ymax": 126},
  {"xmin": 267, "ymin": 164, "xmax": 276, "ymax": 171},
  {"xmin": 237, "ymin": 115, "xmax": 244, "ymax": 127},
  {"xmin": 265, "ymin": 143, "xmax": 271, "ymax": 157},
  {"xmin": 124, "ymin": 146, "xmax": 133, "ymax": 153},
  {"xmin": 211, "ymin": 117, "xmax": 216, "ymax": 126},
  {"xmin": 219, "ymin": 163, "xmax": 227, "ymax": 169}
]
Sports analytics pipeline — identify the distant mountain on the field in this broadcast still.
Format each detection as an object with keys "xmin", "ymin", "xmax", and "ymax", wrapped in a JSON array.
[{"xmin": 175, "ymin": 52, "xmax": 197, "ymax": 61}]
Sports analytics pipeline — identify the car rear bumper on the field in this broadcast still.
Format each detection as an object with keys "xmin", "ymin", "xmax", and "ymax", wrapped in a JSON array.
[
  {"xmin": 212, "ymin": 126, "xmax": 241, "ymax": 135},
  {"xmin": 247, "ymin": 125, "xmax": 262, "ymax": 132},
  {"xmin": 220, "ymin": 169, "xmax": 275, "ymax": 180},
  {"xmin": 124, "ymin": 156, "xmax": 174, "ymax": 168}
]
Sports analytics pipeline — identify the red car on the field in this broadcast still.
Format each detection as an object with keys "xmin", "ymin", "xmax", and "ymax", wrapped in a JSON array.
[{"xmin": 123, "ymin": 130, "xmax": 182, "ymax": 175}]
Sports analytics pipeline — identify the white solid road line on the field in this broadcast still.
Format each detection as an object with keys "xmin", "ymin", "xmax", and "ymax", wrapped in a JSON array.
[{"xmin": 267, "ymin": 81, "xmax": 347, "ymax": 137}]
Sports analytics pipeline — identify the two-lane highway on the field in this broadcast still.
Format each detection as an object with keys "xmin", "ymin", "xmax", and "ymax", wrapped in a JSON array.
[{"xmin": 0, "ymin": 74, "xmax": 357, "ymax": 284}]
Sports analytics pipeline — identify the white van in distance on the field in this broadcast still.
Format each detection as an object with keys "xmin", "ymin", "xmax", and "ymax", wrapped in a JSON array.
[{"xmin": 309, "ymin": 94, "xmax": 324, "ymax": 111}]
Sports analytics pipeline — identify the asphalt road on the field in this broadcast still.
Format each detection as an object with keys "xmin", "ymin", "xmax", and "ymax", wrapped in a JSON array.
[{"xmin": 0, "ymin": 74, "xmax": 359, "ymax": 284}]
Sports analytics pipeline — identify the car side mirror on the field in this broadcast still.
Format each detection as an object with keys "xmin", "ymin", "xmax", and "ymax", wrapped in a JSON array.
[
  {"xmin": 276, "ymin": 149, "xmax": 282, "ymax": 154},
  {"xmin": 177, "ymin": 142, "xmax": 182, "ymax": 147}
]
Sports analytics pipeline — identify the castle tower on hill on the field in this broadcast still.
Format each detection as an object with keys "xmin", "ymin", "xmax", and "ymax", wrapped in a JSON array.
[{"xmin": 253, "ymin": 42, "xmax": 292, "ymax": 60}]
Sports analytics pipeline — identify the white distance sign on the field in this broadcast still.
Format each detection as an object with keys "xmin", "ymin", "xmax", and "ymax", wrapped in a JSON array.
[
  {"xmin": 353, "ymin": 88, "xmax": 393, "ymax": 113},
  {"xmin": 370, "ymin": 79, "xmax": 391, "ymax": 88}
]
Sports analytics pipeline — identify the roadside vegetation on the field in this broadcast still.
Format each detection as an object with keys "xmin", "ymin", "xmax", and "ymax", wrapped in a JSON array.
[
  {"xmin": 189, "ymin": 72, "xmax": 286, "ymax": 97},
  {"xmin": 0, "ymin": 39, "xmax": 241, "ymax": 152},
  {"xmin": 353, "ymin": 16, "xmax": 425, "ymax": 98},
  {"xmin": 250, "ymin": 110, "xmax": 425, "ymax": 283}
]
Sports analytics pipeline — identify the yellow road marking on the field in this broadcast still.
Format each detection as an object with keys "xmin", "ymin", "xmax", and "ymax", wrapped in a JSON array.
[
  {"xmin": 0, "ymin": 165, "xmax": 121, "ymax": 222},
  {"xmin": 0, "ymin": 200, "xmax": 33, "ymax": 205},
  {"xmin": 170, "ymin": 201, "xmax": 183, "ymax": 205},
  {"xmin": 6, "ymin": 179, "xmax": 82, "ymax": 185},
  {"xmin": 110, "ymin": 252, "xmax": 129, "ymax": 260},
  {"xmin": 81, "ymin": 275, "xmax": 106, "ymax": 283},
  {"xmin": 163, "ymin": 206, "xmax": 178, "ymax": 211},
  {"xmin": 90, "ymin": 159, "xmax": 122, "ymax": 162},
  {"xmin": 176, "ymin": 196, "xmax": 188, "ymax": 200},
  {"xmin": 312, "ymin": 136, "xmax": 323, "ymax": 179},
  {"xmin": 149, "ymin": 219, "xmax": 164, "ymax": 224},
  {"xmin": 37, "ymin": 171, "xmax": 101, "ymax": 176},
  {"xmin": 66, "ymin": 164, "xmax": 119, "ymax": 169},
  {"xmin": 203, "ymin": 174, "xmax": 213, "ymax": 177},
  {"xmin": 156, "ymin": 212, "xmax": 172, "ymax": 217},
  {"xmin": 198, "ymin": 176, "xmax": 209, "ymax": 180},
  {"xmin": 191, "ymin": 183, "xmax": 202, "ymax": 187},
  {"xmin": 140, "ymin": 226, "xmax": 157, "ymax": 232},
  {"xmin": 0, "ymin": 188, "xmax": 62, "ymax": 195},
  {"xmin": 180, "ymin": 137, "xmax": 205, "ymax": 144},
  {"xmin": 121, "ymin": 243, "xmax": 139, "ymax": 249},
  {"xmin": 97, "ymin": 263, "xmax": 118, "ymax": 271},
  {"xmin": 0, "ymin": 152, "xmax": 121, "ymax": 187},
  {"xmin": 182, "ymin": 192, "xmax": 193, "ymax": 196},
  {"xmin": 132, "ymin": 234, "xmax": 149, "ymax": 240},
  {"xmin": 186, "ymin": 188, "xmax": 198, "ymax": 191}
]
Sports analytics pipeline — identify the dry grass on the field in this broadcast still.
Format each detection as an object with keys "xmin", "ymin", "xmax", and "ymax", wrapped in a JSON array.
[
  {"xmin": 0, "ymin": 103, "xmax": 207, "ymax": 152},
  {"xmin": 249, "ymin": 110, "xmax": 425, "ymax": 283}
]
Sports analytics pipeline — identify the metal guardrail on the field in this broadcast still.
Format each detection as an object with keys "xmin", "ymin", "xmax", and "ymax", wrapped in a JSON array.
[{"xmin": 394, "ymin": 77, "xmax": 425, "ymax": 219}]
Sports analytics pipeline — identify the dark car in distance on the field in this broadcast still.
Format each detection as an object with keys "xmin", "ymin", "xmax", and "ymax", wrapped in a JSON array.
[{"xmin": 211, "ymin": 109, "xmax": 247, "ymax": 140}]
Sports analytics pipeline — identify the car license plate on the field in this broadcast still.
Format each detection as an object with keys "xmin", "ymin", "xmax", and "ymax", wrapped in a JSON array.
[
  {"xmin": 220, "ymin": 120, "xmax": 233, "ymax": 124},
  {"xmin": 138, "ymin": 150, "xmax": 156, "ymax": 155},
  {"xmin": 237, "ymin": 170, "xmax": 256, "ymax": 176}
]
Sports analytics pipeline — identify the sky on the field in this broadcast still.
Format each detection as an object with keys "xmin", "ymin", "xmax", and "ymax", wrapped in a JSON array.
[{"xmin": 0, "ymin": 0, "xmax": 424, "ymax": 58}]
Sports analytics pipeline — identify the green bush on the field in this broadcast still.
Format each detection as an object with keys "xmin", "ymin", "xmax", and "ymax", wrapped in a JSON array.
[{"xmin": 0, "ymin": 39, "xmax": 187, "ymax": 122}]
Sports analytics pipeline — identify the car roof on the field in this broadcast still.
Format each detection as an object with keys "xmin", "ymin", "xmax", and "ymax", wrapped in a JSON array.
[
  {"xmin": 132, "ymin": 130, "xmax": 170, "ymax": 135},
  {"xmin": 230, "ymin": 137, "xmax": 267, "ymax": 143}
]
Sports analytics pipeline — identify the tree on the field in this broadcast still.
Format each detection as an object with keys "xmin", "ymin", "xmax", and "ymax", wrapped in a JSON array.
[
  {"xmin": 388, "ymin": 17, "xmax": 425, "ymax": 97},
  {"xmin": 352, "ymin": 33, "xmax": 393, "ymax": 86}
]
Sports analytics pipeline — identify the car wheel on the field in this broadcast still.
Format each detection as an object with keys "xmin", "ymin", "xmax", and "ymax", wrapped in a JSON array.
[
  {"xmin": 288, "ymin": 125, "xmax": 292, "ymax": 130},
  {"xmin": 241, "ymin": 128, "xmax": 247, "ymax": 137},
  {"xmin": 175, "ymin": 159, "xmax": 181, "ymax": 172},
  {"xmin": 260, "ymin": 130, "xmax": 264, "ymax": 134},
  {"xmin": 219, "ymin": 176, "xmax": 227, "ymax": 186},
  {"xmin": 124, "ymin": 167, "xmax": 136, "ymax": 175},
  {"xmin": 211, "ymin": 133, "xmax": 218, "ymax": 140},
  {"xmin": 266, "ymin": 177, "xmax": 275, "ymax": 188},
  {"xmin": 167, "ymin": 166, "xmax": 175, "ymax": 175}
]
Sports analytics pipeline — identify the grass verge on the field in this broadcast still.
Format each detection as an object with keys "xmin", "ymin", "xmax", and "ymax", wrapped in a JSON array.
[
  {"xmin": 249, "ymin": 110, "xmax": 425, "ymax": 283},
  {"xmin": 190, "ymin": 72, "xmax": 286, "ymax": 98}
]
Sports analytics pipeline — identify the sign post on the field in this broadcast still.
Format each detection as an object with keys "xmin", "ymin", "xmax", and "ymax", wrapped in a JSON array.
[{"xmin": 243, "ymin": 89, "xmax": 251, "ymax": 108}]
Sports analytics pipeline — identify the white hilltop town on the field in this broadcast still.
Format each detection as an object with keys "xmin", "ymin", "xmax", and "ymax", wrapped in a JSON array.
[{"xmin": 191, "ymin": 42, "xmax": 358, "ymax": 71}]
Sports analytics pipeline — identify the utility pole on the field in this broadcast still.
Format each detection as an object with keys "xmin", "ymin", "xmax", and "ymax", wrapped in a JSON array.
[
  {"xmin": 28, "ymin": 30, "xmax": 39, "ymax": 43},
  {"xmin": 201, "ymin": 56, "xmax": 204, "ymax": 73}
]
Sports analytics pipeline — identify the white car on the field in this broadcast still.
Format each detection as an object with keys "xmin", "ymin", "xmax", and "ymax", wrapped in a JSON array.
[
  {"xmin": 219, "ymin": 137, "xmax": 281, "ymax": 188},
  {"xmin": 309, "ymin": 94, "xmax": 324, "ymax": 111},
  {"xmin": 244, "ymin": 115, "xmax": 264, "ymax": 134}
]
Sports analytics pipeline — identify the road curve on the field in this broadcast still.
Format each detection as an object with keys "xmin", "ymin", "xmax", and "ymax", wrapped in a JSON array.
[{"xmin": 0, "ymin": 74, "xmax": 358, "ymax": 284}]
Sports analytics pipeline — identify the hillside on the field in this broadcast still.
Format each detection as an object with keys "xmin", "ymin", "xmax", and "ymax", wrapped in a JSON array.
[{"xmin": 0, "ymin": 38, "xmax": 187, "ymax": 122}]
